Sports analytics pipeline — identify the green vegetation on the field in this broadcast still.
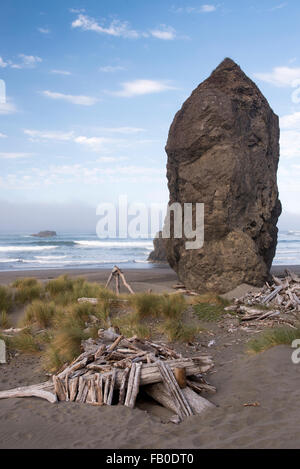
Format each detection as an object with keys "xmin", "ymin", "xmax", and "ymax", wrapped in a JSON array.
[
  {"xmin": 13, "ymin": 278, "xmax": 44, "ymax": 305},
  {"xmin": 1, "ymin": 275, "xmax": 202, "ymax": 372},
  {"xmin": 0, "ymin": 285, "xmax": 13, "ymax": 313},
  {"xmin": 247, "ymin": 326, "xmax": 300, "ymax": 354},
  {"xmin": 193, "ymin": 293, "xmax": 234, "ymax": 322}
]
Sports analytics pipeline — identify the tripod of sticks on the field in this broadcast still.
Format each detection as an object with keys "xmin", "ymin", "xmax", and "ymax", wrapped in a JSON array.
[{"xmin": 105, "ymin": 266, "xmax": 135, "ymax": 296}]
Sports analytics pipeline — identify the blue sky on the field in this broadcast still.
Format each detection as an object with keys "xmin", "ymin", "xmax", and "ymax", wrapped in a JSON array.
[{"xmin": 1, "ymin": 0, "xmax": 300, "ymax": 231}]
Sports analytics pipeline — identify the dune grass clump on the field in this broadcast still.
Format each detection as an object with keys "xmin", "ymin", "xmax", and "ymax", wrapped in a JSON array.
[
  {"xmin": 0, "ymin": 311, "xmax": 10, "ymax": 328},
  {"xmin": 45, "ymin": 275, "xmax": 116, "ymax": 306},
  {"xmin": 42, "ymin": 323, "xmax": 89, "ymax": 373},
  {"xmin": 247, "ymin": 326, "xmax": 300, "ymax": 354},
  {"xmin": 160, "ymin": 319, "xmax": 199, "ymax": 343},
  {"xmin": 112, "ymin": 312, "xmax": 151, "ymax": 340},
  {"xmin": 130, "ymin": 293, "xmax": 162, "ymax": 318},
  {"xmin": 0, "ymin": 285, "xmax": 13, "ymax": 314},
  {"xmin": 13, "ymin": 278, "xmax": 44, "ymax": 305},
  {"xmin": 8, "ymin": 330, "xmax": 40, "ymax": 354},
  {"xmin": 23, "ymin": 300, "xmax": 57, "ymax": 329}
]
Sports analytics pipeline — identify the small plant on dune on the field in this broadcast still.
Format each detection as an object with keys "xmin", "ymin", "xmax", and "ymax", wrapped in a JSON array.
[
  {"xmin": 112, "ymin": 312, "xmax": 151, "ymax": 340},
  {"xmin": 247, "ymin": 326, "xmax": 300, "ymax": 354},
  {"xmin": 12, "ymin": 278, "xmax": 39, "ymax": 289},
  {"xmin": 9, "ymin": 330, "xmax": 40, "ymax": 354},
  {"xmin": 0, "ymin": 285, "xmax": 13, "ymax": 313},
  {"xmin": 22, "ymin": 300, "xmax": 57, "ymax": 329},
  {"xmin": 14, "ymin": 278, "xmax": 44, "ymax": 305},
  {"xmin": 0, "ymin": 311, "xmax": 10, "ymax": 328},
  {"xmin": 160, "ymin": 319, "xmax": 199, "ymax": 343},
  {"xmin": 43, "ymin": 323, "xmax": 89, "ymax": 372},
  {"xmin": 45, "ymin": 275, "xmax": 74, "ymax": 296},
  {"xmin": 193, "ymin": 293, "xmax": 234, "ymax": 322},
  {"xmin": 130, "ymin": 292, "xmax": 163, "ymax": 318},
  {"xmin": 159, "ymin": 294, "xmax": 187, "ymax": 319}
]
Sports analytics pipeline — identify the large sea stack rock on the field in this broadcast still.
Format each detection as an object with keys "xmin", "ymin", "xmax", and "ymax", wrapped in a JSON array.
[{"xmin": 164, "ymin": 58, "xmax": 281, "ymax": 294}]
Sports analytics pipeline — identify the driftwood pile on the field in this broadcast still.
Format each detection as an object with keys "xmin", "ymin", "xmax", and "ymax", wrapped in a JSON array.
[
  {"xmin": 227, "ymin": 270, "xmax": 300, "ymax": 322},
  {"xmin": 0, "ymin": 328, "xmax": 215, "ymax": 423}
]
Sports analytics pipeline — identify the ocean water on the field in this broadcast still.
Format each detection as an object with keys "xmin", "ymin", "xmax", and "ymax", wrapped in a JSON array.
[{"xmin": 0, "ymin": 231, "xmax": 299, "ymax": 272}]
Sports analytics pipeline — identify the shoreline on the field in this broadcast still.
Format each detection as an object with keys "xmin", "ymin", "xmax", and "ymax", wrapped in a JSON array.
[{"xmin": 0, "ymin": 264, "xmax": 299, "ymax": 286}]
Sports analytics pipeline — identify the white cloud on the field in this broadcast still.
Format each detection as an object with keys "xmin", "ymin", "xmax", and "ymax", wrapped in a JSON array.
[
  {"xmin": 270, "ymin": 2, "xmax": 287, "ymax": 11},
  {"xmin": 97, "ymin": 156, "xmax": 128, "ymax": 163},
  {"xmin": 173, "ymin": 4, "xmax": 217, "ymax": 13},
  {"xmin": 0, "ymin": 152, "xmax": 33, "ymax": 159},
  {"xmin": 280, "ymin": 112, "xmax": 300, "ymax": 130},
  {"xmin": 0, "ymin": 164, "xmax": 164, "ymax": 189},
  {"xmin": 96, "ymin": 127, "xmax": 145, "ymax": 134},
  {"xmin": 11, "ymin": 54, "xmax": 42, "ymax": 69},
  {"xmin": 112, "ymin": 79, "xmax": 176, "ymax": 97},
  {"xmin": 24, "ymin": 129, "xmax": 75, "ymax": 142},
  {"xmin": 280, "ymin": 112, "xmax": 300, "ymax": 159},
  {"xmin": 254, "ymin": 66, "xmax": 300, "ymax": 87},
  {"xmin": 100, "ymin": 65, "xmax": 125, "ymax": 73},
  {"xmin": 38, "ymin": 27, "xmax": 50, "ymax": 34},
  {"xmin": 51, "ymin": 70, "xmax": 72, "ymax": 76},
  {"xmin": 42, "ymin": 90, "xmax": 98, "ymax": 106},
  {"xmin": 201, "ymin": 4, "xmax": 217, "ymax": 12},
  {"xmin": 0, "ymin": 57, "xmax": 8, "ymax": 68},
  {"xmin": 71, "ymin": 14, "xmax": 139, "ymax": 39},
  {"xmin": 150, "ymin": 26, "xmax": 176, "ymax": 40},
  {"xmin": 0, "ymin": 100, "xmax": 17, "ymax": 115},
  {"xmin": 74, "ymin": 136, "xmax": 112, "ymax": 151},
  {"xmin": 0, "ymin": 132, "xmax": 7, "ymax": 138}
]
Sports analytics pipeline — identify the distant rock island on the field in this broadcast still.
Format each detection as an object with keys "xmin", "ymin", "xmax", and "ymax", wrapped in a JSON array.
[{"xmin": 31, "ymin": 231, "xmax": 57, "ymax": 238}]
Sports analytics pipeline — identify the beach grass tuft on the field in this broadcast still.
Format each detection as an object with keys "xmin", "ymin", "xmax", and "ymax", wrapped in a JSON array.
[
  {"xmin": 0, "ymin": 285, "xmax": 13, "ymax": 313},
  {"xmin": 13, "ymin": 278, "xmax": 44, "ymax": 305},
  {"xmin": 247, "ymin": 326, "xmax": 300, "ymax": 354},
  {"xmin": 22, "ymin": 300, "xmax": 57, "ymax": 329}
]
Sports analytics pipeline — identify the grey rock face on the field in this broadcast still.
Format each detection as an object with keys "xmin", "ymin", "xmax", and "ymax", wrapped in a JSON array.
[{"xmin": 164, "ymin": 58, "xmax": 281, "ymax": 293}]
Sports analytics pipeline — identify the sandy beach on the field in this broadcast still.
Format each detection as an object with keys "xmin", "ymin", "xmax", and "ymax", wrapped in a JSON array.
[{"xmin": 0, "ymin": 265, "xmax": 300, "ymax": 449}]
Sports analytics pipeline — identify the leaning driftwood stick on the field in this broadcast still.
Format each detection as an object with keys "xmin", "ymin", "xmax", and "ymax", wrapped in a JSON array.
[
  {"xmin": 103, "ymin": 375, "xmax": 110, "ymax": 404},
  {"xmin": 262, "ymin": 286, "xmax": 283, "ymax": 304},
  {"xmin": 69, "ymin": 377, "xmax": 79, "ymax": 402},
  {"xmin": 96, "ymin": 374, "xmax": 103, "ymax": 405},
  {"xmin": 145, "ymin": 383, "xmax": 215, "ymax": 416},
  {"xmin": 118, "ymin": 269, "xmax": 135, "ymax": 295},
  {"xmin": 107, "ymin": 369, "xmax": 117, "ymax": 406},
  {"xmin": 157, "ymin": 361, "xmax": 193, "ymax": 420},
  {"xmin": 124, "ymin": 363, "xmax": 137, "ymax": 407},
  {"xmin": 127, "ymin": 362, "xmax": 142, "ymax": 409},
  {"xmin": 119, "ymin": 367, "xmax": 130, "ymax": 405},
  {"xmin": 53, "ymin": 376, "xmax": 66, "ymax": 402}
]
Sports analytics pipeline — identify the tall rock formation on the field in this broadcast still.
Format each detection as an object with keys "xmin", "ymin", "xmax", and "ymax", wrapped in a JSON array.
[{"xmin": 164, "ymin": 58, "xmax": 281, "ymax": 293}]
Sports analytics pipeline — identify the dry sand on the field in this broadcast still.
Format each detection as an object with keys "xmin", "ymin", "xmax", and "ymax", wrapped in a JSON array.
[
  {"xmin": 1, "ymin": 347, "xmax": 299, "ymax": 449},
  {"xmin": 1, "ymin": 266, "xmax": 300, "ymax": 449}
]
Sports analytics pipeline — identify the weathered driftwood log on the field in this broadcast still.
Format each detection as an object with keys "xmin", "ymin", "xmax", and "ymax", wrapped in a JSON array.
[
  {"xmin": 107, "ymin": 369, "xmax": 117, "ymax": 406},
  {"xmin": 119, "ymin": 367, "xmax": 130, "ymax": 405},
  {"xmin": 157, "ymin": 361, "xmax": 193, "ymax": 420},
  {"xmin": 0, "ymin": 382, "xmax": 57, "ymax": 404},
  {"xmin": 78, "ymin": 298, "xmax": 99, "ymax": 305},
  {"xmin": 98, "ymin": 357, "xmax": 212, "ymax": 389},
  {"xmin": 145, "ymin": 383, "xmax": 215, "ymax": 416},
  {"xmin": 124, "ymin": 362, "xmax": 142, "ymax": 409}
]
